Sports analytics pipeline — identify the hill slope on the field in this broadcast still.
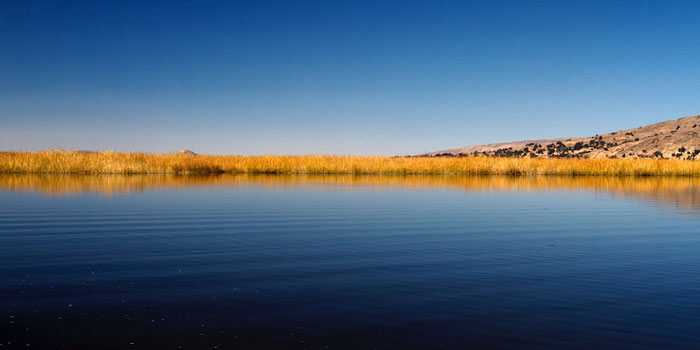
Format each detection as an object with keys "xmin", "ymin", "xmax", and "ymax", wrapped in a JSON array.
[{"xmin": 425, "ymin": 114, "xmax": 700, "ymax": 160}]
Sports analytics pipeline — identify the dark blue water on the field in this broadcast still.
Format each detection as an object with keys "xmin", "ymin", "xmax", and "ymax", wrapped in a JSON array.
[{"xmin": 1, "ymin": 176, "xmax": 699, "ymax": 349}]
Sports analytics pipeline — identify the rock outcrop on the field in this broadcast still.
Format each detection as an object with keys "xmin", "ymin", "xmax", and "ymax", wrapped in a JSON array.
[{"xmin": 178, "ymin": 149, "xmax": 198, "ymax": 156}]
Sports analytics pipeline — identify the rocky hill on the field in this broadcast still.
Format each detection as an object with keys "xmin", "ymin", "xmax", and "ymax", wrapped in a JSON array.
[{"xmin": 425, "ymin": 114, "xmax": 700, "ymax": 160}]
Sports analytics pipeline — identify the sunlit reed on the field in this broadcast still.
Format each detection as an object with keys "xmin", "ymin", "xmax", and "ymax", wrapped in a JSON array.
[{"xmin": 2, "ymin": 150, "xmax": 700, "ymax": 176}]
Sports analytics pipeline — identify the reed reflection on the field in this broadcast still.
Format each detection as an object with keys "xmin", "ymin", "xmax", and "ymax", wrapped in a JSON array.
[{"xmin": 1, "ymin": 174, "xmax": 699, "ymax": 213}]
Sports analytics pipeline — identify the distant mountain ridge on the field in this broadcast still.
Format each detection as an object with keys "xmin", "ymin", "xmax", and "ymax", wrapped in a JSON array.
[{"xmin": 424, "ymin": 114, "xmax": 700, "ymax": 159}]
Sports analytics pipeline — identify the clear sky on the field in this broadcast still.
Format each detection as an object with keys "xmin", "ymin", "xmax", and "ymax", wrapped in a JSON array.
[{"xmin": 2, "ymin": 1, "xmax": 700, "ymax": 155}]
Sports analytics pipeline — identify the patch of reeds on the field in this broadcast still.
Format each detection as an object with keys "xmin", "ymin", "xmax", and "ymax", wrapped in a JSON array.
[{"xmin": 1, "ymin": 150, "xmax": 700, "ymax": 176}]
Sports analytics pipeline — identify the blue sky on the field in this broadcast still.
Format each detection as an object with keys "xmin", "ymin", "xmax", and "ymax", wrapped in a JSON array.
[{"xmin": 2, "ymin": 1, "xmax": 700, "ymax": 155}]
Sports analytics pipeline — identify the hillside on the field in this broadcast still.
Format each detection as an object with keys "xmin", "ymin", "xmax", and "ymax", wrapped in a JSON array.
[{"xmin": 425, "ymin": 114, "xmax": 700, "ymax": 160}]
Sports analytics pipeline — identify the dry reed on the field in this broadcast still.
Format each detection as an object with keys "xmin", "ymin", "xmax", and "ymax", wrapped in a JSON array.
[{"xmin": 1, "ymin": 150, "xmax": 700, "ymax": 176}]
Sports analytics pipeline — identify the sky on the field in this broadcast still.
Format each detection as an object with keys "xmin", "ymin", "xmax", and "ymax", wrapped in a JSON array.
[{"xmin": 2, "ymin": 0, "xmax": 700, "ymax": 155}]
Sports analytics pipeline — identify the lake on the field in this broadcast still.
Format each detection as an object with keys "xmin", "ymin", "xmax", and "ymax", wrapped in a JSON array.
[{"xmin": 1, "ymin": 174, "xmax": 699, "ymax": 349}]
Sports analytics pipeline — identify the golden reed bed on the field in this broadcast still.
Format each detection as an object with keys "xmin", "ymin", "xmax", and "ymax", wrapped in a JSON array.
[{"xmin": 1, "ymin": 150, "xmax": 700, "ymax": 176}]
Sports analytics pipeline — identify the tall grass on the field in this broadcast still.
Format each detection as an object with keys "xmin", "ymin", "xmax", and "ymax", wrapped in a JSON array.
[{"xmin": 1, "ymin": 150, "xmax": 700, "ymax": 176}]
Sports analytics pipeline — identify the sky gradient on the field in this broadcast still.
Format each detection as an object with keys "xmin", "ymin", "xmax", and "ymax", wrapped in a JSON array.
[{"xmin": 2, "ymin": 1, "xmax": 700, "ymax": 155}]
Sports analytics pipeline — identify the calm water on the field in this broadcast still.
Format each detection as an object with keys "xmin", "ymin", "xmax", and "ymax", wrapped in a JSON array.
[{"xmin": 1, "ymin": 175, "xmax": 699, "ymax": 349}]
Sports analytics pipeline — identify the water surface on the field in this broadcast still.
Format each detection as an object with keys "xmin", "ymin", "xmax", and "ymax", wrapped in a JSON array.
[{"xmin": 1, "ymin": 175, "xmax": 699, "ymax": 349}]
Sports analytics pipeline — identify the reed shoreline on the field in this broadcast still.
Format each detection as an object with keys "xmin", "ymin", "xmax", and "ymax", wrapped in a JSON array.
[{"xmin": 2, "ymin": 150, "xmax": 700, "ymax": 176}]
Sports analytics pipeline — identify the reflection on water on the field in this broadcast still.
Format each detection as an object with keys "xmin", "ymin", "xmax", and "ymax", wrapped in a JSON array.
[
  {"xmin": 2, "ymin": 174, "xmax": 700, "ymax": 349},
  {"xmin": 2, "ymin": 174, "xmax": 699, "ymax": 212}
]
